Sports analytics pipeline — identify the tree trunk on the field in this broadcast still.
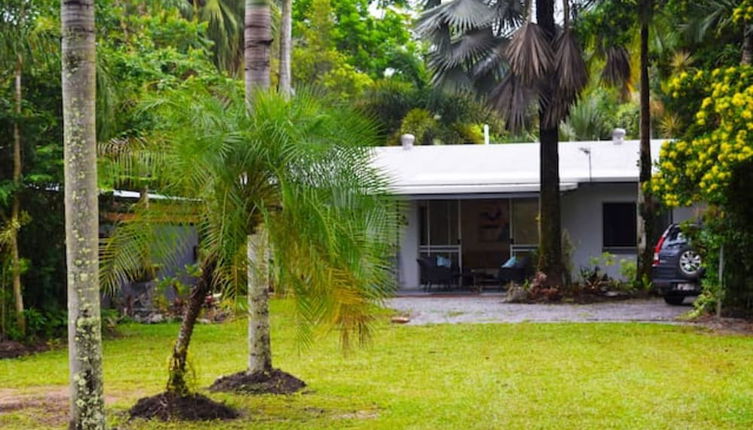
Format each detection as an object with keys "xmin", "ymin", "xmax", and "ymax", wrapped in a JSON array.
[
  {"xmin": 166, "ymin": 259, "xmax": 215, "ymax": 396},
  {"xmin": 61, "ymin": 0, "xmax": 105, "ymax": 428},
  {"xmin": 742, "ymin": 21, "xmax": 752, "ymax": 65},
  {"xmin": 245, "ymin": 0, "xmax": 273, "ymax": 102},
  {"xmin": 636, "ymin": 1, "xmax": 656, "ymax": 287},
  {"xmin": 247, "ymin": 233, "xmax": 272, "ymax": 373},
  {"xmin": 11, "ymin": 55, "xmax": 25, "ymax": 336},
  {"xmin": 278, "ymin": 0, "xmax": 293, "ymax": 96},
  {"xmin": 535, "ymin": 0, "xmax": 565, "ymax": 287},
  {"xmin": 245, "ymin": 0, "xmax": 274, "ymax": 375}
]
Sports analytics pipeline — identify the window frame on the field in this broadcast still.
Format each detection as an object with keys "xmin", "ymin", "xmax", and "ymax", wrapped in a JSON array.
[{"xmin": 602, "ymin": 201, "xmax": 637, "ymax": 254}]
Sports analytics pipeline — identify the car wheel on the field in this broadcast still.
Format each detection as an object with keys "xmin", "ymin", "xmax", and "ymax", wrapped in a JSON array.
[
  {"xmin": 677, "ymin": 248, "xmax": 702, "ymax": 280},
  {"xmin": 664, "ymin": 295, "xmax": 685, "ymax": 305}
]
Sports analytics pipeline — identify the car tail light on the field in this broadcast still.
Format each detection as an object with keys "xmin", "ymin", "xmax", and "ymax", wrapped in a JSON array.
[{"xmin": 652, "ymin": 230, "xmax": 668, "ymax": 267}]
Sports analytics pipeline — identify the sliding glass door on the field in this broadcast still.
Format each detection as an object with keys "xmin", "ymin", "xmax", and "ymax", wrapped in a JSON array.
[{"xmin": 418, "ymin": 200, "xmax": 461, "ymax": 268}]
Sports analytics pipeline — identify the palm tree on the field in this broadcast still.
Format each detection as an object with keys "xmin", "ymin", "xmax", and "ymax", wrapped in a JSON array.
[
  {"xmin": 0, "ymin": 0, "xmax": 55, "ymax": 336},
  {"xmin": 417, "ymin": 0, "xmax": 588, "ymax": 287},
  {"xmin": 102, "ymin": 85, "xmax": 397, "ymax": 416},
  {"xmin": 278, "ymin": 0, "xmax": 293, "ymax": 96},
  {"xmin": 244, "ymin": 0, "xmax": 273, "ymax": 100},
  {"xmin": 60, "ymin": 0, "xmax": 105, "ymax": 427},
  {"xmin": 636, "ymin": 0, "xmax": 657, "ymax": 287},
  {"xmin": 177, "ymin": 0, "xmax": 246, "ymax": 73}
]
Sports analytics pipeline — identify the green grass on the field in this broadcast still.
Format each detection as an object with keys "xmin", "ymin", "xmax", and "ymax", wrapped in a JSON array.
[{"xmin": 2, "ymin": 300, "xmax": 753, "ymax": 429}]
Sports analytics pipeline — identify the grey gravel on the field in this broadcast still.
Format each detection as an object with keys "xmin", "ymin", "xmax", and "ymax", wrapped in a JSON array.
[{"xmin": 387, "ymin": 295, "xmax": 692, "ymax": 325}]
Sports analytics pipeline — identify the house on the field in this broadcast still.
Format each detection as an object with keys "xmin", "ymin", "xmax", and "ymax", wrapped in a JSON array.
[{"xmin": 370, "ymin": 135, "xmax": 696, "ymax": 290}]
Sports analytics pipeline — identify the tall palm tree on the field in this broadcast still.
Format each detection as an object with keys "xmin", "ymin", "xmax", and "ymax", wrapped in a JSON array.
[
  {"xmin": 278, "ymin": 0, "xmax": 292, "ymax": 96},
  {"xmin": 245, "ymin": 0, "xmax": 273, "ymax": 100},
  {"xmin": 102, "ymin": 85, "xmax": 397, "ymax": 416},
  {"xmin": 636, "ymin": 0, "xmax": 657, "ymax": 287},
  {"xmin": 61, "ymin": 0, "xmax": 105, "ymax": 427},
  {"xmin": 0, "ymin": 0, "xmax": 55, "ymax": 336},
  {"xmin": 417, "ymin": 0, "xmax": 587, "ymax": 286}
]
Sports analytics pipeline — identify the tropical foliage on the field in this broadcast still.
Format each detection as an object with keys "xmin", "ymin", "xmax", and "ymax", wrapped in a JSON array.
[
  {"xmin": 653, "ymin": 65, "xmax": 753, "ymax": 315},
  {"xmin": 100, "ymin": 84, "xmax": 399, "ymax": 398}
]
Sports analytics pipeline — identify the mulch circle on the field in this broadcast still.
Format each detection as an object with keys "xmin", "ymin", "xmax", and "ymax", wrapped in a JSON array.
[
  {"xmin": 209, "ymin": 369, "xmax": 306, "ymax": 395},
  {"xmin": 128, "ymin": 392, "xmax": 239, "ymax": 421}
]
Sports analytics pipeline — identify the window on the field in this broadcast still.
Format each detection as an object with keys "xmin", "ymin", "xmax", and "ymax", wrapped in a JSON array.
[{"xmin": 602, "ymin": 202, "xmax": 637, "ymax": 252}]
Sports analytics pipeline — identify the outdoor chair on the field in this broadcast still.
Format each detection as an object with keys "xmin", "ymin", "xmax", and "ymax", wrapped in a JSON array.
[
  {"xmin": 417, "ymin": 257, "xmax": 460, "ymax": 292},
  {"xmin": 497, "ymin": 255, "xmax": 531, "ymax": 288}
]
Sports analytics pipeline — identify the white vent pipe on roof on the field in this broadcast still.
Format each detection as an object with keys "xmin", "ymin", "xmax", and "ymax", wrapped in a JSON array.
[
  {"xmin": 612, "ymin": 128, "xmax": 626, "ymax": 145},
  {"xmin": 401, "ymin": 133, "xmax": 415, "ymax": 150}
]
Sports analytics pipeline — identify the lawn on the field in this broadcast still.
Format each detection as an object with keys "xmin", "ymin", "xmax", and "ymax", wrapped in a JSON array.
[{"xmin": 2, "ymin": 300, "xmax": 753, "ymax": 429}]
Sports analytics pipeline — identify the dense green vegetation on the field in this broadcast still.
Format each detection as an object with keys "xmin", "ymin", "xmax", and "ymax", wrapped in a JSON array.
[{"xmin": 3, "ymin": 300, "xmax": 753, "ymax": 429}]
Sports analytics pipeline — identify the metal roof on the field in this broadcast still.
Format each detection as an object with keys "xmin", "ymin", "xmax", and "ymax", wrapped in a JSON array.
[{"xmin": 370, "ymin": 139, "xmax": 665, "ymax": 196}]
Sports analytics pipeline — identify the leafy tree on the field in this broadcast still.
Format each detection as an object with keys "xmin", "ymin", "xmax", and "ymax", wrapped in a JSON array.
[
  {"xmin": 61, "ymin": 0, "xmax": 105, "ymax": 428},
  {"xmin": 293, "ymin": 0, "xmax": 420, "ymax": 79},
  {"xmin": 292, "ymin": 0, "xmax": 373, "ymax": 98},
  {"xmin": 652, "ymin": 66, "xmax": 753, "ymax": 314}
]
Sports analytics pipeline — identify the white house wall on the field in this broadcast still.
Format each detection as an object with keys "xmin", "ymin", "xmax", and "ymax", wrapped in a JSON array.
[
  {"xmin": 398, "ymin": 201, "xmax": 420, "ymax": 289},
  {"xmin": 561, "ymin": 183, "xmax": 638, "ymax": 281}
]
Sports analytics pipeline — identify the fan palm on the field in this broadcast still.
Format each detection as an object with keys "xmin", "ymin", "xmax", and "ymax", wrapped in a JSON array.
[
  {"xmin": 101, "ymin": 83, "xmax": 398, "ymax": 408},
  {"xmin": 417, "ymin": 0, "xmax": 589, "ymax": 286}
]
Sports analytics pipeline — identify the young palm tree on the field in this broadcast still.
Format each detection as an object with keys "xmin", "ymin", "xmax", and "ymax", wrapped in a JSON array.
[
  {"xmin": 61, "ymin": 0, "xmax": 105, "ymax": 427},
  {"xmin": 417, "ymin": 0, "xmax": 588, "ymax": 287},
  {"xmin": 102, "ymin": 85, "xmax": 397, "ymax": 417}
]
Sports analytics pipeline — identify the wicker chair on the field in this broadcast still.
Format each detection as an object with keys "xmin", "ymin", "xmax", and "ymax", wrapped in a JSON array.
[{"xmin": 417, "ymin": 257, "xmax": 459, "ymax": 292}]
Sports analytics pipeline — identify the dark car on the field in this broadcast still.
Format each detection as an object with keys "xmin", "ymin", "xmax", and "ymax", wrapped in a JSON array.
[{"xmin": 652, "ymin": 224, "xmax": 703, "ymax": 305}]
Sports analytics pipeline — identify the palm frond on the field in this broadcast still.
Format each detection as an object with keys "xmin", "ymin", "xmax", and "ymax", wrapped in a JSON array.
[
  {"xmin": 601, "ymin": 45, "xmax": 631, "ymax": 88},
  {"xmin": 416, "ymin": 0, "xmax": 495, "ymax": 34},
  {"xmin": 489, "ymin": 73, "xmax": 533, "ymax": 132},
  {"xmin": 506, "ymin": 22, "xmax": 554, "ymax": 86},
  {"xmin": 543, "ymin": 29, "xmax": 588, "ymax": 127}
]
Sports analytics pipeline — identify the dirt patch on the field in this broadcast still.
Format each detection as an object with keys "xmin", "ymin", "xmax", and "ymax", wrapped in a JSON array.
[
  {"xmin": 209, "ymin": 369, "xmax": 306, "ymax": 395},
  {"xmin": 129, "ymin": 392, "xmax": 238, "ymax": 421},
  {"xmin": 692, "ymin": 315, "xmax": 753, "ymax": 335},
  {"xmin": 0, "ymin": 340, "xmax": 49, "ymax": 359},
  {"xmin": 0, "ymin": 387, "xmax": 68, "ymax": 427}
]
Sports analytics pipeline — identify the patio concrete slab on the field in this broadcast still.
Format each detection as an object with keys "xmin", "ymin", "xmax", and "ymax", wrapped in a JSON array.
[{"xmin": 387, "ymin": 296, "xmax": 693, "ymax": 325}]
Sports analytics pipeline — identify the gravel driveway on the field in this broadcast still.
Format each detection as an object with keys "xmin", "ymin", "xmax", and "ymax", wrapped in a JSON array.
[{"xmin": 387, "ymin": 296, "xmax": 691, "ymax": 325}]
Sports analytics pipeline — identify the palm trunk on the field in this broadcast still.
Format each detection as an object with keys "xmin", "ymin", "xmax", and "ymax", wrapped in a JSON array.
[
  {"xmin": 535, "ymin": 0, "xmax": 564, "ymax": 287},
  {"xmin": 636, "ymin": 1, "xmax": 655, "ymax": 287},
  {"xmin": 167, "ymin": 259, "xmax": 215, "ymax": 395},
  {"xmin": 247, "ymin": 233, "xmax": 272, "ymax": 373},
  {"xmin": 278, "ymin": 0, "xmax": 293, "ymax": 96},
  {"xmin": 245, "ymin": 0, "xmax": 274, "ymax": 375},
  {"xmin": 11, "ymin": 55, "xmax": 25, "ymax": 336},
  {"xmin": 245, "ymin": 0, "xmax": 273, "ymax": 103},
  {"xmin": 61, "ymin": 0, "xmax": 104, "ymax": 428}
]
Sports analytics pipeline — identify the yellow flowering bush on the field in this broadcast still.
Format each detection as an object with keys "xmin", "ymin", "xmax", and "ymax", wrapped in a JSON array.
[{"xmin": 652, "ymin": 66, "xmax": 753, "ymax": 207}]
